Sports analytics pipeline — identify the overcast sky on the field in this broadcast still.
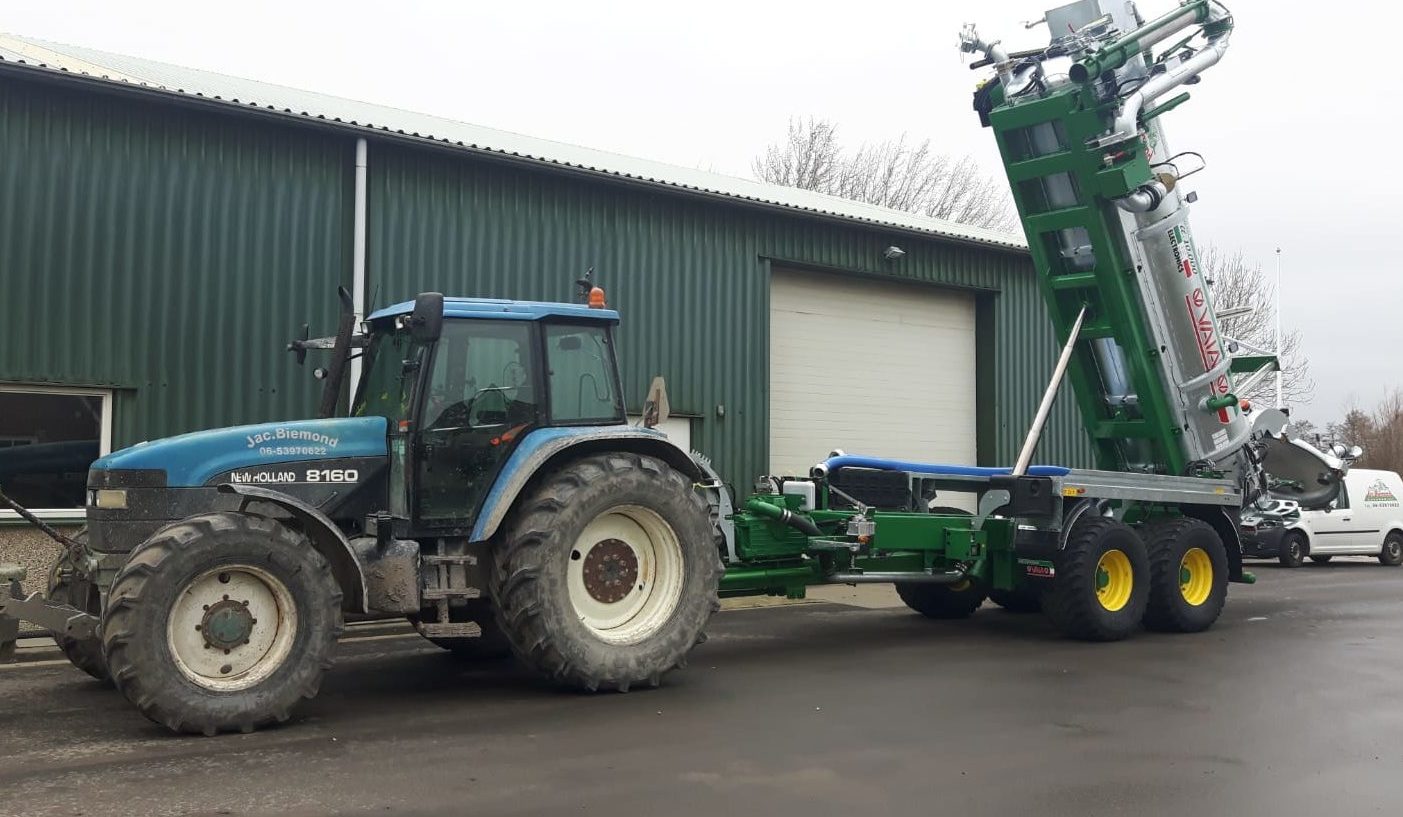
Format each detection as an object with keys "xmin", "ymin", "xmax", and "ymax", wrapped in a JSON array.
[{"xmin": 8, "ymin": 0, "xmax": 1400, "ymax": 423}]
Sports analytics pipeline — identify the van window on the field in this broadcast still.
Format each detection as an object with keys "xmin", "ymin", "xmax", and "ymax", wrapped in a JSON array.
[{"xmin": 1335, "ymin": 485, "xmax": 1350, "ymax": 511}]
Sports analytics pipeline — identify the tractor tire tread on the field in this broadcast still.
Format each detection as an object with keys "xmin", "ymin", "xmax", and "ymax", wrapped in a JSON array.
[
  {"xmin": 1044, "ymin": 516, "xmax": 1149, "ymax": 642},
  {"xmin": 1141, "ymin": 517, "xmax": 1228, "ymax": 633},
  {"xmin": 488, "ymin": 453, "xmax": 721, "ymax": 692},
  {"xmin": 100, "ymin": 512, "xmax": 342, "ymax": 735}
]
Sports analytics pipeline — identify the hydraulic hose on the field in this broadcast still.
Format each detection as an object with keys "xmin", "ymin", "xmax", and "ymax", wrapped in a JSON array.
[{"xmin": 745, "ymin": 498, "xmax": 822, "ymax": 537}]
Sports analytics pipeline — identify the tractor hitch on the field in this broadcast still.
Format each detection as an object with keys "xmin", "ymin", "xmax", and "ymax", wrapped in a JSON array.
[
  {"xmin": 0, "ymin": 564, "xmax": 98, "ymax": 662},
  {"xmin": 0, "ymin": 489, "xmax": 100, "ymax": 661}
]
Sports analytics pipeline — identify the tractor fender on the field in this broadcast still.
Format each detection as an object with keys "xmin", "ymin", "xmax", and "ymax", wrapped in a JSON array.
[
  {"xmin": 470, "ymin": 426, "xmax": 703, "ymax": 543},
  {"xmin": 215, "ymin": 483, "xmax": 369, "ymax": 612}
]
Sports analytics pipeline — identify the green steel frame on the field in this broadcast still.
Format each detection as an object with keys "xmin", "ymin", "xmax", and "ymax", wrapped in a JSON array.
[{"xmin": 983, "ymin": 84, "xmax": 1186, "ymax": 476}]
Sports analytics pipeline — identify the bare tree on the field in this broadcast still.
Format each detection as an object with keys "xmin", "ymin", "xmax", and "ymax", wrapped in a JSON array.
[
  {"xmin": 753, "ymin": 118, "xmax": 1016, "ymax": 230},
  {"xmin": 1200, "ymin": 246, "xmax": 1313, "ymax": 409},
  {"xmin": 1323, "ymin": 393, "xmax": 1403, "ymax": 475}
]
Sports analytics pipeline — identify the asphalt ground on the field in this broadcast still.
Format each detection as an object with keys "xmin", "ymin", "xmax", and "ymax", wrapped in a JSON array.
[{"xmin": 2, "ymin": 561, "xmax": 1401, "ymax": 817}]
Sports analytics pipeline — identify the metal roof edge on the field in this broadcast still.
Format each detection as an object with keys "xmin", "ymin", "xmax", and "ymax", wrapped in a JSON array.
[{"xmin": 0, "ymin": 37, "xmax": 1030, "ymax": 256}]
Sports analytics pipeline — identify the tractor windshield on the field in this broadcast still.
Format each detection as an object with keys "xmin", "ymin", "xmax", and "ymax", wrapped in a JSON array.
[{"xmin": 353, "ymin": 327, "xmax": 415, "ymax": 423}]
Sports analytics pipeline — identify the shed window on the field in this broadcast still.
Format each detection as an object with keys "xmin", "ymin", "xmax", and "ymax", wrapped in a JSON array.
[{"xmin": 0, "ymin": 387, "xmax": 112, "ymax": 515}]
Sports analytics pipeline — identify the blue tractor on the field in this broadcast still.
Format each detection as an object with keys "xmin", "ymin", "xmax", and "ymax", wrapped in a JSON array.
[{"xmin": 1, "ymin": 284, "xmax": 724, "ymax": 734}]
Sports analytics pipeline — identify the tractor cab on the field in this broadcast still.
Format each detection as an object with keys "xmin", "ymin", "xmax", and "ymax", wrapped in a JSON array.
[{"xmin": 353, "ymin": 292, "xmax": 626, "ymax": 534}]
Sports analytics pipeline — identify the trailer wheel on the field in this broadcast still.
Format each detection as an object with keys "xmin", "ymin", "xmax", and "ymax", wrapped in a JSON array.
[
  {"xmin": 1141, "ymin": 518, "xmax": 1228, "ymax": 633},
  {"xmin": 1045, "ymin": 517, "xmax": 1148, "ymax": 642},
  {"xmin": 1278, "ymin": 531, "xmax": 1307, "ymax": 568},
  {"xmin": 101, "ymin": 512, "xmax": 342, "ymax": 735},
  {"xmin": 412, "ymin": 600, "xmax": 513, "ymax": 660},
  {"xmin": 895, "ymin": 580, "xmax": 986, "ymax": 619},
  {"xmin": 46, "ymin": 537, "xmax": 110, "ymax": 683},
  {"xmin": 988, "ymin": 587, "xmax": 1042, "ymax": 614},
  {"xmin": 489, "ymin": 453, "xmax": 721, "ymax": 692},
  {"xmin": 1379, "ymin": 532, "xmax": 1403, "ymax": 566}
]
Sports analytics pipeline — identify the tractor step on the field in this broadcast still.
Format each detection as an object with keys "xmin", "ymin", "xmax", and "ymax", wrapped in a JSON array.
[
  {"xmin": 422, "ymin": 554, "xmax": 477, "ymax": 566},
  {"xmin": 415, "ymin": 621, "xmax": 484, "ymax": 639},
  {"xmin": 421, "ymin": 587, "xmax": 482, "ymax": 601}
]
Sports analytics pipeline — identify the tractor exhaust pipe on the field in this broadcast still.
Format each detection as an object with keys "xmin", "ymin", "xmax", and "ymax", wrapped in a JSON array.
[{"xmin": 317, "ymin": 286, "xmax": 357, "ymax": 419}]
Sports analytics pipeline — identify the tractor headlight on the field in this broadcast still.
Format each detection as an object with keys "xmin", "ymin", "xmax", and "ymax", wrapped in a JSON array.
[{"xmin": 91, "ymin": 489, "xmax": 128, "ymax": 510}]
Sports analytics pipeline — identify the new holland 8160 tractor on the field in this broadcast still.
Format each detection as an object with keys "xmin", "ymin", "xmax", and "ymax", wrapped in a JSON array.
[{"xmin": 1, "ymin": 0, "xmax": 1348, "ymax": 735}]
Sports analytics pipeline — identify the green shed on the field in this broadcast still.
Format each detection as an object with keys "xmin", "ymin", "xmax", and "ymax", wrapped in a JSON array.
[{"xmin": 0, "ymin": 33, "xmax": 1093, "ymax": 555}]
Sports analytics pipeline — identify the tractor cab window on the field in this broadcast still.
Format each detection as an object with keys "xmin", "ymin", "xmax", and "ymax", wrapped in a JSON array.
[
  {"xmin": 415, "ymin": 320, "xmax": 539, "ymax": 524},
  {"xmin": 354, "ymin": 327, "xmax": 415, "ymax": 423},
  {"xmin": 545, "ymin": 324, "xmax": 623, "ymax": 425}
]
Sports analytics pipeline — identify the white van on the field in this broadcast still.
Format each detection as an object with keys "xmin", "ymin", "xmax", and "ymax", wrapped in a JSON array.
[{"xmin": 1277, "ymin": 469, "xmax": 1403, "ymax": 567}]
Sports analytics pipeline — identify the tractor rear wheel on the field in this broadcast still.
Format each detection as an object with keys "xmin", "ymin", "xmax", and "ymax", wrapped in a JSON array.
[
  {"xmin": 46, "ymin": 535, "xmax": 110, "ymax": 683},
  {"xmin": 988, "ymin": 587, "xmax": 1042, "ymax": 614},
  {"xmin": 895, "ymin": 580, "xmax": 986, "ymax": 619},
  {"xmin": 1141, "ymin": 518, "xmax": 1228, "ymax": 633},
  {"xmin": 489, "ymin": 453, "xmax": 721, "ymax": 692},
  {"xmin": 1044, "ymin": 516, "xmax": 1149, "ymax": 642},
  {"xmin": 101, "ymin": 512, "xmax": 342, "ymax": 735}
]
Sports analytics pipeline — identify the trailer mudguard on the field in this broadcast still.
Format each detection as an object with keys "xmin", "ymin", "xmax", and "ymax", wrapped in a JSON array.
[
  {"xmin": 470, "ymin": 426, "xmax": 702, "ymax": 543},
  {"xmin": 216, "ymin": 483, "xmax": 370, "ymax": 612}
]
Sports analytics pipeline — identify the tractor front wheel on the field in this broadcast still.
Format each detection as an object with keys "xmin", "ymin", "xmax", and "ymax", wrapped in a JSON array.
[
  {"xmin": 101, "ymin": 512, "xmax": 343, "ymax": 735},
  {"xmin": 489, "ymin": 453, "xmax": 722, "ymax": 692},
  {"xmin": 1044, "ymin": 517, "xmax": 1149, "ymax": 642}
]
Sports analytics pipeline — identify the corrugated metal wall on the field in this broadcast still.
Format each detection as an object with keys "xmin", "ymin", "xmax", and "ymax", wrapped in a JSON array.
[
  {"xmin": 0, "ymin": 71, "xmax": 1092, "ymax": 494},
  {"xmin": 0, "ymin": 78, "xmax": 349, "ymax": 447},
  {"xmin": 368, "ymin": 144, "xmax": 1095, "ymax": 489}
]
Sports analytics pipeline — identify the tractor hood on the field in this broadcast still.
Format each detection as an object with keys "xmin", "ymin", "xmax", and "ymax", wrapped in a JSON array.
[
  {"xmin": 1251, "ymin": 409, "xmax": 1347, "ymax": 511},
  {"xmin": 90, "ymin": 417, "xmax": 388, "ymax": 488}
]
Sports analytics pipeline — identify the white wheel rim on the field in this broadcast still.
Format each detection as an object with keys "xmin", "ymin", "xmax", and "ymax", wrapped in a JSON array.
[
  {"xmin": 166, "ymin": 565, "xmax": 298, "ymax": 692},
  {"xmin": 566, "ymin": 505, "xmax": 685, "ymax": 645}
]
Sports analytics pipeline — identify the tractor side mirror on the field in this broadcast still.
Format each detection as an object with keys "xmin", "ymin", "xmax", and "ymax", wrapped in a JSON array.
[{"xmin": 409, "ymin": 292, "xmax": 444, "ymax": 343}]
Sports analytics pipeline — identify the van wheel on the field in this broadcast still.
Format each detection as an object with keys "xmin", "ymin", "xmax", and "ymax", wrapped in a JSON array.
[
  {"xmin": 1379, "ymin": 533, "xmax": 1403, "ymax": 566},
  {"xmin": 1278, "ymin": 531, "xmax": 1306, "ymax": 568},
  {"xmin": 1309, "ymin": 555, "xmax": 1333, "ymax": 565}
]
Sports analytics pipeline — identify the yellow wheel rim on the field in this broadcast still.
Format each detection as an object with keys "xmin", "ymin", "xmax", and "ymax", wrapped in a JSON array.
[
  {"xmin": 1095, "ymin": 549, "xmax": 1133, "ymax": 612},
  {"xmin": 1179, "ymin": 547, "xmax": 1213, "ymax": 606}
]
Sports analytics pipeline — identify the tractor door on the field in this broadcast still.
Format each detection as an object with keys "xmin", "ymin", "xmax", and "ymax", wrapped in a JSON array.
[{"xmin": 413, "ymin": 320, "xmax": 540, "ymax": 528}]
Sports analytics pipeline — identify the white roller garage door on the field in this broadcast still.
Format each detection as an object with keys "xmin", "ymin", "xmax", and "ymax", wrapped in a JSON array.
[{"xmin": 768, "ymin": 268, "xmax": 977, "ymax": 477}]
